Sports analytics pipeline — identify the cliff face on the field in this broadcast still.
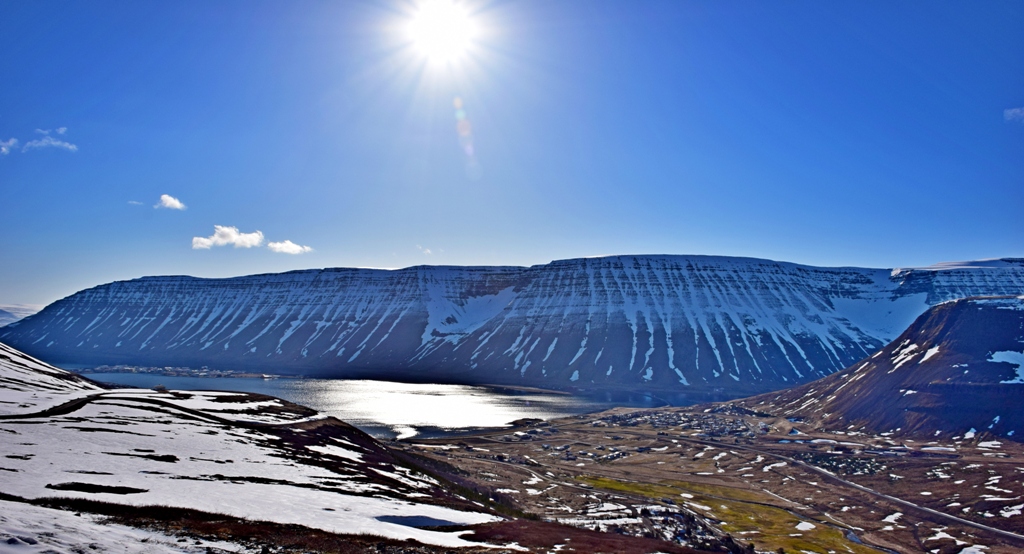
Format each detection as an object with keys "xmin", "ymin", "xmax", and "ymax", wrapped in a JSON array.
[
  {"xmin": 734, "ymin": 296, "xmax": 1024, "ymax": 439},
  {"xmin": 3, "ymin": 256, "xmax": 1023, "ymax": 395}
]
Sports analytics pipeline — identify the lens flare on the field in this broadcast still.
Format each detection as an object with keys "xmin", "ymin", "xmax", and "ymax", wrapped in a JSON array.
[
  {"xmin": 454, "ymin": 96, "xmax": 481, "ymax": 180},
  {"xmin": 408, "ymin": 0, "xmax": 476, "ymax": 64}
]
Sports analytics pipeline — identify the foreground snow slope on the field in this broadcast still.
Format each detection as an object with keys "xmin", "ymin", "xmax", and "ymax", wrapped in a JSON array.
[
  {"xmin": 0, "ymin": 341, "xmax": 100, "ymax": 393},
  {"xmin": 0, "ymin": 499, "xmax": 253, "ymax": 553},
  {"xmin": 0, "ymin": 342, "xmax": 502, "ymax": 549},
  {"xmin": 3, "ymin": 255, "xmax": 1023, "ymax": 395}
]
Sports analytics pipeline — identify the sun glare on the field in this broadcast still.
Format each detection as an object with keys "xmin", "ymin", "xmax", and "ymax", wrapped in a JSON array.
[{"xmin": 408, "ymin": 0, "xmax": 476, "ymax": 64}]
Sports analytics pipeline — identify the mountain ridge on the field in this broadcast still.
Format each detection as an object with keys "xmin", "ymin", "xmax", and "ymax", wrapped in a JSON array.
[{"xmin": 3, "ymin": 254, "xmax": 1022, "ymax": 396}]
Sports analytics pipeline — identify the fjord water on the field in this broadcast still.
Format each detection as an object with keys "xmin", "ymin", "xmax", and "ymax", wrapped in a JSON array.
[{"xmin": 82, "ymin": 373, "xmax": 672, "ymax": 439}]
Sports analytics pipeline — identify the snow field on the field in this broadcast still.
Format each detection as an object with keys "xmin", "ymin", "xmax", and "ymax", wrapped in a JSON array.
[{"xmin": 0, "ymin": 341, "xmax": 513, "ymax": 549}]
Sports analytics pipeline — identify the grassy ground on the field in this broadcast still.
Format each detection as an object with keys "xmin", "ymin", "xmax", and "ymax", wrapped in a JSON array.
[{"xmin": 578, "ymin": 476, "xmax": 883, "ymax": 554}]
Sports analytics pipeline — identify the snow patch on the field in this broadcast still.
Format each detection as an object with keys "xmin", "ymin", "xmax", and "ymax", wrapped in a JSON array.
[
  {"xmin": 421, "ymin": 286, "xmax": 516, "ymax": 346},
  {"xmin": 991, "ymin": 351, "xmax": 1024, "ymax": 384},
  {"xmin": 882, "ymin": 512, "xmax": 903, "ymax": 524},
  {"xmin": 921, "ymin": 345, "xmax": 940, "ymax": 363}
]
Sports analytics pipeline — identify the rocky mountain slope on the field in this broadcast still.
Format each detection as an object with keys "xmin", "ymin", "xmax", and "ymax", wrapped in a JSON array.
[
  {"xmin": 2, "ymin": 255, "xmax": 1023, "ymax": 395},
  {"xmin": 733, "ymin": 296, "xmax": 1024, "ymax": 439}
]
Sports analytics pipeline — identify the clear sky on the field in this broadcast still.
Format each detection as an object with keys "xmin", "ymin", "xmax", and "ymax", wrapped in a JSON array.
[{"xmin": 1, "ymin": 0, "xmax": 1022, "ymax": 306}]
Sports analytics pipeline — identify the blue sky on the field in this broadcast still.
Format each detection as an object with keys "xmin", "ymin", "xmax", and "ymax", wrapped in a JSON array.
[{"xmin": 1, "ymin": 1, "xmax": 1022, "ymax": 306}]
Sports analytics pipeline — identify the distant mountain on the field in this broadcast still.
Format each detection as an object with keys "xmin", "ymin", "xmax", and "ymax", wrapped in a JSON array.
[
  {"xmin": 0, "ymin": 309, "xmax": 18, "ymax": 328},
  {"xmin": 734, "ymin": 296, "xmax": 1024, "ymax": 439},
  {"xmin": 0, "ymin": 304, "xmax": 42, "ymax": 327},
  {"xmin": 2, "ymin": 255, "xmax": 1023, "ymax": 396}
]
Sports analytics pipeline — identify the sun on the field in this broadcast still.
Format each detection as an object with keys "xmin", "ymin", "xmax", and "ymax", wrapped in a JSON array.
[{"xmin": 408, "ymin": 0, "xmax": 477, "ymax": 64}]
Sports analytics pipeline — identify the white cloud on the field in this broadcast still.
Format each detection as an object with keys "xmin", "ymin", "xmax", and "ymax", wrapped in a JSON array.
[
  {"xmin": 127, "ymin": 200, "xmax": 144, "ymax": 205},
  {"xmin": 1005, "ymin": 107, "xmax": 1024, "ymax": 123},
  {"xmin": 267, "ymin": 240, "xmax": 313, "ymax": 254},
  {"xmin": 22, "ymin": 135, "xmax": 78, "ymax": 152},
  {"xmin": 155, "ymin": 194, "xmax": 186, "ymax": 210},
  {"xmin": 192, "ymin": 226, "xmax": 265, "ymax": 249},
  {"xmin": 417, "ymin": 244, "xmax": 432, "ymax": 255},
  {"xmin": 1, "ymin": 128, "xmax": 76, "ymax": 155}
]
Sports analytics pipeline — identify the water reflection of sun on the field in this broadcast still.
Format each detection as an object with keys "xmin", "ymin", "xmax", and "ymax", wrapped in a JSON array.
[{"xmin": 407, "ymin": 0, "xmax": 478, "ymax": 65}]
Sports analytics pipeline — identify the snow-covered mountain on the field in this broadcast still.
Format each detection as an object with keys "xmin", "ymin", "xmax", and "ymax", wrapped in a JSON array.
[
  {"xmin": 730, "ymin": 296, "xmax": 1024, "ymax": 439},
  {"xmin": 2, "ymin": 255, "xmax": 1023, "ymax": 395}
]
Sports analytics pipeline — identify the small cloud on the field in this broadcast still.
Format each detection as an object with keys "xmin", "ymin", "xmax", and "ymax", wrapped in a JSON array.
[
  {"xmin": 192, "ymin": 225, "xmax": 264, "ymax": 249},
  {"xmin": 56, "ymin": 127, "xmax": 67, "ymax": 135},
  {"xmin": 155, "ymin": 194, "xmax": 186, "ymax": 210},
  {"xmin": 22, "ymin": 134, "xmax": 78, "ymax": 152},
  {"xmin": 417, "ymin": 244, "xmax": 432, "ymax": 255},
  {"xmin": 35, "ymin": 128, "xmax": 50, "ymax": 135},
  {"xmin": 127, "ymin": 200, "xmax": 144, "ymax": 206},
  {"xmin": 0, "ymin": 138, "xmax": 17, "ymax": 155},
  {"xmin": 1005, "ymin": 107, "xmax": 1024, "ymax": 123},
  {"xmin": 268, "ymin": 240, "xmax": 313, "ymax": 254}
]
